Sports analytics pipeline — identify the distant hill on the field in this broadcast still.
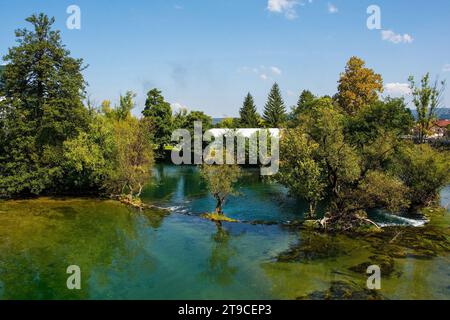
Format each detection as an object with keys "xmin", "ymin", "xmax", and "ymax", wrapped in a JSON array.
[
  {"xmin": 410, "ymin": 108, "xmax": 450, "ymax": 120},
  {"xmin": 214, "ymin": 110, "xmax": 450, "ymax": 124},
  {"xmin": 212, "ymin": 118, "xmax": 224, "ymax": 125}
]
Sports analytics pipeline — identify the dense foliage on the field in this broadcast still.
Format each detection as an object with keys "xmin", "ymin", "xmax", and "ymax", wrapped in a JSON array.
[
  {"xmin": 278, "ymin": 57, "xmax": 450, "ymax": 230},
  {"xmin": 0, "ymin": 14, "xmax": 90, "ymax": 196},
  {"xmin": 0, "ymin": 14, "xmax": 153, "ymax": 199},
  {"xmin": 142, "ymin": 88, "xmax": 173, "ymax": 158}
]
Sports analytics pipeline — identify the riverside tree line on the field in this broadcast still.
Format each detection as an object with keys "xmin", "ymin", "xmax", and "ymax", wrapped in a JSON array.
[{"xmin": 0, "ymin": 14, "xmax": 449, "ymax": 230}]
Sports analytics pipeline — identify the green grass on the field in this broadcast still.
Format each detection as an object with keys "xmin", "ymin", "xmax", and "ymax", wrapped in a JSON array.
[{"xmin": 202, "ymin": 212, "xmax": 239, "ymax": 223}]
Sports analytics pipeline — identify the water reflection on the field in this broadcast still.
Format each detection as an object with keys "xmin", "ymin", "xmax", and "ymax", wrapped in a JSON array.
[
  {"xmin": 203, "ymin": 223, "xmax": 238, "ymax": 286},
  {"xmin": 143, "ymin": 164, "xmax": 307, "ymax": 223},
  {"xmin": 0, "ymin": 199, "xmax": 151, "ymax": 299}
]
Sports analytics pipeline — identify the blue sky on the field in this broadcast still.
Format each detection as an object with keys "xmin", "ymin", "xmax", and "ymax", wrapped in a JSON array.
[{"xmin": 1, "ymin": 0, "xmax": 449, "ymax": 117}]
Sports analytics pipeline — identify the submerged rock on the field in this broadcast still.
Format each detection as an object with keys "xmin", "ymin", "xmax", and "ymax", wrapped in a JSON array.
[
  {"xmin": 348, "ymin": 255, "xmax": 395, "ymax": 276},
  {"xmin": 297, "ymin": 281, "xmax": 385, "ymax": 300},
  {"xmin": 277, "ymin": 232, "xmax": 348, "ymax": 262}
]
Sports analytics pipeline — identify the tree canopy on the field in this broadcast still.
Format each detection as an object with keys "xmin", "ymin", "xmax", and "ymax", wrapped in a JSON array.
[
  {"xmin": 263, "ymin": 83, "xmax": 286, "ymax": 128},
  {"xmin": 239, "ymin": 93, "xmax": 260, "ymax": 128},
  {"xmin": 336, "ymin": 56, "xmax": 383, "ymax": 115},
  {"xmin": 142, "ymin": 88, "xmax": 173, "ymax": 157}
]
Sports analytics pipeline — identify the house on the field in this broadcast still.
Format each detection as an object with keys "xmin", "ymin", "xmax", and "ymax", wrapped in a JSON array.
[{"xmin": 430, "ymin": 119, "xmax": 450, "ymax": 138}]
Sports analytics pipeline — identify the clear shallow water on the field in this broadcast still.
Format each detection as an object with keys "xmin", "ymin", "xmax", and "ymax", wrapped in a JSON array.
[
  {"xmin": 0, "ymin": 165, "xmax": 448, "ymax": 300},
  {"xmin": 142, "ymin": 164, "xmax": 307, "ymax": 223}
]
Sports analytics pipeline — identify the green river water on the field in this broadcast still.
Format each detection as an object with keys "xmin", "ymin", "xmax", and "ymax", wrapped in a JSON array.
[{"xmin": 0, "ymin": 164, "xmax": 449, "ymax": 300}]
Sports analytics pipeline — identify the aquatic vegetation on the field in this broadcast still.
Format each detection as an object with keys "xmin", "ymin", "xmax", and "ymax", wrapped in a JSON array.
[
  {"xmin": 202, "ymin": 213, "xmax": 239, "ymax": 223},
  {"xmin": 297, "ymin": 281, "xmax": 385, "ymax": 300},
  {"xmin": 0, "ymin": 168, "xmax": 448, "ymax": 300}
]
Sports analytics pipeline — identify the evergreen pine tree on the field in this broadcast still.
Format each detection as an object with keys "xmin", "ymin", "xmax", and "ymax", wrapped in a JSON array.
[
  {"xmin": 0, "ymin": 13, "xmax": 89, "ymax": 195},
  {"xmin": 263, "ymin": 83, "xmax": 286, "ymax": 127},
  {"xmin": 239, "ymin": 93, "xmax": 260, "ymax": 128}
]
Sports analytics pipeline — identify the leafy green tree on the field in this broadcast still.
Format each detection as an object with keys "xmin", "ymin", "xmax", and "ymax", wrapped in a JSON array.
[
  {"xmin": 116, "ymin": 91, "xmax": 136, "ymax": 120},
  {"xmin": 394, "ymin": 143, "xmax": 450, "ymax": 207},
  {"xmin": 172, "ymin": 107, "xmax": 189, "ymax": 129},
  {"xmin": 186, "ymin": 110, "xmax": 213, "ymax": 135},
  {"xmin": 408, "ymin": 73, "xmax": 446, "ymax": 143},
  {"xmin": 142, "ymin": 88, "xmax": 173, "ymax": 157},
  {"xmin": 291, "ymin": 90, "xmax": 315, "ymax": 119},
  {"xmin": 345, "ymin": 98, "xmax": 414, "ymax": 147},
  {"xmin": 63, "ymin": 113, "xmax": 116, "ymax": 192},
  {"xmin": 278, "ymin": 128, "xmax": 325, "ymax": 218},
  {"xmin": 279, "ymin": 97, "xmax": 411, "ymax": 230},
  {"xmin": 263, "ymin": 83, "xmax": 287, "ymax": 127},
  {"xmin": 239, "ymin": 93, "xmax": 260, "ymax": 128},
  {"xmin": 107, "ymin": 117, "xmax": 154, "ymax": 199},
  {"xmin": 336, "ymin": 56, "xmax": 383, "ymax": 115},
  {"xmin": 0, "ymin": 13, "xmax": 89, "ymax": 196},
  {"xmin": 354, "ymin": 171, "xmax": 410, "ymax": 214},
  {"xmin": 200, "ymin": 153, "xmax": 242, "ymax": 216},
  {"xmin": 216, "ymin": 117, "xmax": 240, "ymax": 129}
]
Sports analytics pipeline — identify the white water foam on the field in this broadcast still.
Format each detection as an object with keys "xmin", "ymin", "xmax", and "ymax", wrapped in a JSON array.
[{"xmin": 377, "ymin": 212, "xmax": 429, "ymax": 227}]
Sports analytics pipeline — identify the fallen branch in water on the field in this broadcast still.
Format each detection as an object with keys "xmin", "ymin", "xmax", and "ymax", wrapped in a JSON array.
[
  {"xmin": 361, "ymin": 218, "xmax": 381, "ymax": 229},
  {"xmin": 389, "ymin": 231, "xmax": 402, "ymax": 244},
  {"xmin": 111, "ymin": 194, "xmax": 170, "ymax": 211}
]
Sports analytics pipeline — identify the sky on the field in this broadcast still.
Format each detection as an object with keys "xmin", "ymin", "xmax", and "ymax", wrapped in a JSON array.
[{"xmin": 1, "ymin": 0, "xmax": 449, "ymax": 117}]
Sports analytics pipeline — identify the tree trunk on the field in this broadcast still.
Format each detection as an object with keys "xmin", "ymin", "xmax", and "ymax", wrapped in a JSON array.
[
  {"xmin": 307, "ymin": 201, "xmax": 317, "ymax": 219},
  {"xmin": 136, "ymin": 183, "xmax": 143, "ymax": 198},
  {"xmin": 215, "ymin": 197, "xmax": 224, "ymax": 215}
]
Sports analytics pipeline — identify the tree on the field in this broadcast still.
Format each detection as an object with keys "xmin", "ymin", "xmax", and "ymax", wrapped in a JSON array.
[
  {"xmin": 394, "ymin": 143, "xmax": 450, "ymax": 208},
  {"xmin": 142, "ymin": 88, "xmax": 173, "ymax": 157},
  {"xmin": 200, "ymin": 154, "xmax": 241, "ymax": 217},
  {"xmin": 278, "ymin": 128, "xmax": 325, "ymax": 218},
  {"xmin": 216, "ymin": 117, "xmax": 239, "ymax": 129},
  {"xmin": 278, "ymin": 97, "xmax": 411, "ymax": 230},
  {"xmin": 336, "ymin": 56, "xmax": 383, "ymax": 115},
  {"xmin": 186, "ymin": 110, "xmax": 213, "ymax": 135},
  {"xmin": 0, "ymin": 13, "xmax": 89, "ymax": 196},
  {"xmin": 263, "ymin": 83, "xmax": 286, "ymax": 127},
  {"xmin": 107, "ymin": 117, "xmax": 154, "ymax": 200},
  {"xmin": 345, "ymin": 98, "xmax": 414, "ymax": 146},
  {"xmin": 293, "ymin": 90, "xmax": 316, "ymax": 117},
  {"xmin": 408, "ymin": 73, "xmax": 446, "ymax": 143},
  {"xmin": 116, "ymin": 91, "xmax": 136, "ymax": 120},
  {"xmin": 63, "ymin": 113, "xmax": 116, "ymax": 193},
  {"xmin": 172, "ymin": 107, "xmax": 189, "ymax": 129},
  {"xmin": 239, "ymin": 93, "xmax": 260, "ymax": 128}
]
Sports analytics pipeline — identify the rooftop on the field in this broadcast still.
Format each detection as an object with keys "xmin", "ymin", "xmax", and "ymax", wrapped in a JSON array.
[{"xmin": 435, "ymin": 120, "xmax": 450, "ymax": 128}]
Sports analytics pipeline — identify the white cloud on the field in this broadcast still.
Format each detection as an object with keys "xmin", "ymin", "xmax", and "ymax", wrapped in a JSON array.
[
  {"xmin": 267, "ymin": 0, "xmax": 310, "ymax": 20},
  {"xmin": 239, "ymin": 65, "xmax": 282, "ymax": 81},
  {"xmin": 381, "ymin": 30, "xmax": 414, "ymax": 44},
  {"xmin": 327, "ymin": 3, "xmax": 338, "ymax": 13},
  {"xmin": 384, "ymin": 83, "xmax": 411, "ymax": 96},
  {"xmin": 287, "ymin": 90, "xmax": 296, "ymax": 96},
  {"xmin": 270, "ymin": 66, "xmax": 282, "ymax": 75},
  {"xmin": 174, "ymin": 4, "xmax": 183, "ymax": 10},
  {"xmin": 443, "ymin": 64, "xmax": 450, "ymax": 72}
]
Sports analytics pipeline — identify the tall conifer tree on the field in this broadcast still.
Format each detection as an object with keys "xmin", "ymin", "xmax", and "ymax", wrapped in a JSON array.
[{"xmin": 263, "ymin": 83, "xmax": 286, "ymax": 127}]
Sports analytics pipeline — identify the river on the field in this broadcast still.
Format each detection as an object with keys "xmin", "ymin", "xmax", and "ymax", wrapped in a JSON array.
[{"xmin": 0, "ymin": 164, "xmax": 448, "ymax": 299}]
